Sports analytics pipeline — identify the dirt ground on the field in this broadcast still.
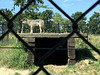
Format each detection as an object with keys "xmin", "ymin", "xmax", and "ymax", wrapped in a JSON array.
[
  {"xmin": 0, "ymin": 67, "xmax": 30, "ymax": 75},
  {"xmin": 0, "ymin": 65, "xmax": 66, "ymax": 75}
]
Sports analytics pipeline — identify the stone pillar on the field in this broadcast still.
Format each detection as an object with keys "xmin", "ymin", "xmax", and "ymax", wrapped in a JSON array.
[
  {"xmin": 27, "ymin": 38, "xmax": 35, "ymax": 63},
  {"xmin": 67, "ymin": 38, "xmax": 76, "ymax": 65}
]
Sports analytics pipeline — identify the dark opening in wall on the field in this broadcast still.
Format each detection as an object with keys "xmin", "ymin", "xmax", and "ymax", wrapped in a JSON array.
[{"xmin": 35, "ymin": 38, "xmax": 68, "ymax": 65}]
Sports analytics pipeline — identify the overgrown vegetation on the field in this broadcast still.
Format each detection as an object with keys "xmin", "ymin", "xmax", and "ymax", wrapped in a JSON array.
[
  {"xmin": 0, "ymin": 34, "xmax": 36, "ymax": 69},
  {"xmin": 0, "ymin": 34, "xmax": 100, "ymax": 75},
  {"xmin": 75, "ymin": 34, "xmax": 100, "ymax": 49}
]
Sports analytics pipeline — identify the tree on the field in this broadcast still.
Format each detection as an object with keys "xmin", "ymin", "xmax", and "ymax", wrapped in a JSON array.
[
  {"xmin": 13, "ymin": 0, "xmax": 44, "ymax": 10},
  {"xmin": 53, "ymin": 13, "xmax": 71, "ymax": 33},
  {"xmin": 13, "ymin": 0, "xmax": 46, "ymax": 33},
  {"xmin": 71, "ymin": 11, "xmax": 87, "ymax": 33},
  {"xmin": 0, "ymin": 9, "xmax": 13, "ymax": 33},
  {"xmin": 88, "ymin": 11, "xmax": 100, "ymax": 34},
  {"xmin": 61, "ymin": 18, "xmax": 72, "ymax": 33},
  {"xmin": 53, "ymin": 13, "xmax": 63, "ymax": 23},
  {"xmin": 0, "ymin": 9, "xmax": 13, "ymax": 22},
  {"xmin": 38, "ymin": 10, "xmax": 53, "ymax": 32},
  {"xmin": 53, "ymin": 13, "xmax": 64, "ymax": 32}
]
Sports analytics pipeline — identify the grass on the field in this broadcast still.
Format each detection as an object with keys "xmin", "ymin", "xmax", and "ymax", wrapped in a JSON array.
[
  {"xmin": 0, "ymin": 34, "xmax": 100, "ymax": 75},
  {"xmin": 0, "ymin": 34, "xmax": 36, "ymax": 69},
  {"xmin": 13, "ymin": 72, "xmax": 21, "ymax": 75},
  {"xmin": 0, "ymin": 41, "xmax": 35, "ymax": 69},
  {"xmin": 75, "ymin": 34, "xmax": 100, "ymax": 49}
]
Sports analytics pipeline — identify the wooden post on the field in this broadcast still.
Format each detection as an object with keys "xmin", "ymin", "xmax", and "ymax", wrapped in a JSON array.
[
  {"xmin": 67, "ymin": 38, "xmax": 76, "ymax": 65},
  {"xmin": 27, "ymin": 38, "xmax": 35, "ymax": 63},
  {"xmin": 57, "ymin": 23, "xmax": 60, "ymax": 33}
]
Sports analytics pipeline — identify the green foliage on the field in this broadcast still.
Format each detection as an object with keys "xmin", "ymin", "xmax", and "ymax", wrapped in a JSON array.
[
  {"xmin": 13, "ymin": 0, "xmax": 44, "ymax": 8},
  {"xmin": 91, "ymin": 58, "xmax": 100, "ymax": 70},
  {"xmin": 88, "ymin": 11, "xmax": 100, "ymax": 34},
  {"xmin": 75, "ymin": 34, "xmax": 100, "ymax": 61},
  {"xmin": 39, "ymin": 10, "xmax": 53, "ymax": 32},
  {"xmin": 0, "ymin": 8, "xmax": 13, "ymax": 20},
  {"xmin": 53, "ymin": 13, "xmax": 64, "ymax": 32},
  {"xmin": 71, "ymin": 11, "xmax": 87, "ymax": 33},
  {"xmin": 0, "ymin": 9, "xmax": 13, "ymax": 33},
  {"xmin": 53, "ymin": 13, "xmax": 63, "ymax": 23},
  {"xmin": 13, "ymin": 72, "xmax": 21, "ymax": 75},
  {"xmin": 0, "ymin": 41, "xmax": 35, "ymax": 69},
  {"xmin": 71, "ymin": 12, "xmax": 87, "ymax": 20},
  {"xmin": 75, "ymin": 38, "xmax": 89, "ymax": 49},
  {"xmin": 39, "ymin": 10, "xmax": 53, "ymax": 20},
  {"xmin": 28, "ymin": 71, "xmax": 34, "ymax": 75},
  {"xmin": 67, "ymin": 65, "xmax": 76, "ymax": 69},
  {"xmin": 53, "ymin": 13, "xmax": 72, "ymax": 33},
  {"xmin": 61, "ymin": 18, "xmax": 72, "ymax": 32},
  {"xmin": 13, "ymin": 0, "xmax": 48, "ymax": 33}
]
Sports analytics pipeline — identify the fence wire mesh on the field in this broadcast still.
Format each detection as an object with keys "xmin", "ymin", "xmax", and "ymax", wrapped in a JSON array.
[{"xmin": 0, "ymin": 0, "xmax": 100, "ymax": 75}]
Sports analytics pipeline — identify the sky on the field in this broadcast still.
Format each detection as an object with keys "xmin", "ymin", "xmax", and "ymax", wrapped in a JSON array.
[{"xmin": 0, "ymin": 0, "xmax": 100, "ymax": 21}]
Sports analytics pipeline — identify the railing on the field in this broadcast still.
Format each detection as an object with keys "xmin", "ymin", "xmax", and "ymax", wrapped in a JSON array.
[
  {"xmin": 21, "ymin": 22, "xmax": 88, "ymax": 33},
  {"xmin": 0, "ymin": 0, "xmax": 100, "ymax": 75}
]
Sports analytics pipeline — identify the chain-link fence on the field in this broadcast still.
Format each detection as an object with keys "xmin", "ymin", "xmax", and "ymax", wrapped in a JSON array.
[{"xmin": 0, "ymin": 0, "xmax": 100, "ymax": 75}]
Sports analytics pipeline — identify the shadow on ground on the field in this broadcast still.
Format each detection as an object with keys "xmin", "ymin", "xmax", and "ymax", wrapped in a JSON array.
[{"xmin": 76, "ymin": 49, "xmax": 97, "ymax": 62}]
